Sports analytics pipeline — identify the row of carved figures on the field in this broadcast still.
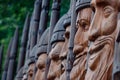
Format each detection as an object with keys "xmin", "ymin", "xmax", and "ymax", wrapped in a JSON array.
[{"xmin": 1, "ymin": 0, "xmax": 120, "ymax": 80}]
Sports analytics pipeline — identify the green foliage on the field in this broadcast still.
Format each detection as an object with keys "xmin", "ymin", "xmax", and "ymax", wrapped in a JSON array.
[
  {"xmin": 0, "ymin": 0, "xmax": 34, "ymax": 78},
  {"xmin": 0, "ymin": 0, "xmax": 70, "ymax": 79},
  {"xmin": 0, "ymin": 0, "xmax": 34, "ymax": 52}
]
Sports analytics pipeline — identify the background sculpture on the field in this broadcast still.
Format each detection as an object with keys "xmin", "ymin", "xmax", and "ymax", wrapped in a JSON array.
[
  {"xmin": 70, "ymin": 0, "xmax": 92, "ymax": 80},
  {"xmin": 27, "ymin": 46, "xmax": 36, "ymax": 80},
  {"xmin": 44, "ymin": 0, "xmax": 61, "ymax": 79},
  {"xmin": 59, "ymin": 12, "xmax": 71, "ymax": 80},
  {"xmin": 47, "ymin": 13, "xmax": 67, "ymax": 80},
  {"xmin": 34, "ymin": 28, "xmax": 49, "ymax": 80}
]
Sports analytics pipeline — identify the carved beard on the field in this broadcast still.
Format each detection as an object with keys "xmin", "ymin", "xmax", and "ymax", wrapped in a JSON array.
[
  {"xmin": 70, "ymin": 47, "xmax": 88, "ymax": 80},
  {"xmin": 85, "ymin": 35, "xmax": 116, "ymax": 80}
]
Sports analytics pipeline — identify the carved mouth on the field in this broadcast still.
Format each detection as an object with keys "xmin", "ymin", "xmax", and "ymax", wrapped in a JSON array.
[
  {"xmin": 73, "ymin": 50, "xmax": 87, "ymax": 66},
  {"xmin": 89, "ymin": 36, "xmax": 113, "ymax": 54}
]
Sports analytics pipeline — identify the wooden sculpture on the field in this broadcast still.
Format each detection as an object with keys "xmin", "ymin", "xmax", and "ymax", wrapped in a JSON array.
[
  {"xmin": 47, "ymin": 13, "xmax": 68, "ymax": 80},
  {"xmin": 34, "ymin": 28, "xmax": 49, "ymax": 80},
  {"xmin": 59, "ymin": 13, "xmax": 71, "ymax": 80},
  {"xmin": 70, "ymin": 0, "xmax": 92, "ymax": 80},
  {"xmin": 85, "ymin": 0, "xmax": 120, "ymax": 80}
]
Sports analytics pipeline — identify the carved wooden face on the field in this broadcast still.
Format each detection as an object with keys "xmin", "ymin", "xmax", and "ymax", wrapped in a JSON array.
[
  {"xmin": 34, "ymin": 53, "xmax": 47, "ymax": 80},
  {"xmin": 89, "ymin": 0, "xmax": 119, "ymax": 42},
  {"xmin": 88, "ymin": 0, "xmax": 119, "ymax": 63},
  {"xmin": 47, "ymin": 42, "xmax": 64, "ymax": 80},
  {"xmin": 74, "ymin": 8, "xmax": 92, "ymax": 56},
  {"xmin": 27, "ymin": 63, "xmax": 35, "ymax": 80},
  {"xmin": 84, "ymin": 0, "xmax": 120, "ymax": 79},
  {"xmin": 59, "ymin": 26, "xmax": 70, "ymax": 80},
  {"xmin": 70, "ymin": 8, "xmax": 93, "ymax": 80}
]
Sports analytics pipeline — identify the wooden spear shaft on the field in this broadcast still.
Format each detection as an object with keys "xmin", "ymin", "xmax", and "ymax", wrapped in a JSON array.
[
  {"xmin": 6, "ymin": 27, "xmax": 19, "ymax": 80},
  {"xmin": 45, "ymin": 0, "xmax": 61, "ymax": 80},
  {"xmin": 37, "ymin": 0, "xmax": 50, "ymax": 42},
  {"xmin": 17, "ymin": 13, "xmax": 30, "ymax": 72},
  {"xmin": 30, "ymin": 0, "xmax": 42, "ymax": 50},
  {"xmin": 66, "ymin": 0, "xmax": 77, "ymax": 80}
]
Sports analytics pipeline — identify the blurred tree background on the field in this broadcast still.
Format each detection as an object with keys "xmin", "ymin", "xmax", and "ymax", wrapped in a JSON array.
[{"xmin": 0, "ymin": 0, "xmax": 70, "ymax": 78}]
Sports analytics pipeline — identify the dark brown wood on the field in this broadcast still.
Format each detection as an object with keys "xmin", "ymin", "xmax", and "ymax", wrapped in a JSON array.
[
  {"xmin": 6, "ymin": 27, "xmax": 19, "ymax": 80},
  {"xmin": 17, "ymin": 12, "xmax": 30, "ymax": 72},
  {"xmin": 2, "ymin": 38, "xmax": 13, "ymax": 80}
]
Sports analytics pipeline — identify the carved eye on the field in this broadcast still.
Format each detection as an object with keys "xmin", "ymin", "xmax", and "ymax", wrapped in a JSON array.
[
  {"xmin": 103, "ymin": 6, "xmax": 113, "ymax": 18},
  {"xmin": 64, "ymin": 31, "xmax": 70, "ymax": 39},
  {"xmin": 41, "ymin": 68, "xmax": 45, "ymax": 72},
  {"xmin": 37, "ymin": 61, "xmax": 45, "ymax": 70},
  {"xmin": 28, "ymin": 71, "xmax": 33, "ymax": 78},
  {"xmin": 79, "ymin": 19, "xmax": 89, "ymax": 31},
  {"xmin": 76, "ymin": 20, "xmax": 79, "ymax": 29}
]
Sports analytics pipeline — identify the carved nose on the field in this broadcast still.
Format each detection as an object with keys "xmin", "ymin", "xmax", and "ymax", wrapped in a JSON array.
[
  {"xmin": 88, "ymin": 29, "xmax": 100, "ymax": 42},
  {"xmin": 49, "ymin": 51, "xmax": 59, "ymax": 60},
  {"xmin": 60, "ymin": 51, "xmax": 67, "ymax": 60},
  {"xmin": 73, "ymin": 45, "xmax": 84, "ymax": 55},
  {"xmin": 47, "ymin": 72, "xmax": 55, "ymax": 80}
]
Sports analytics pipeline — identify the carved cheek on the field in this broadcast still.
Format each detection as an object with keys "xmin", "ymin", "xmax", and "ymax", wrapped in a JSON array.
[
  {"xmin": 34, "ymin": 70, "xmax": 41, "ymax": 80},
  {"xmin": 61, "ymin": 41, "xmax": 67, "ymax": 54},
  {"xmin": 101, "ymin": 12, "xmax": 118, "ymax": 35}
]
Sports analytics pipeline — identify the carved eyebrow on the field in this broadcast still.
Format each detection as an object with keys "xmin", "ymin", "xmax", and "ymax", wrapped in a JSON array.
[
  {"xmin": 91, "ymin": 0, "xmax": 110, "ymax": 7},
  {"xmin": 28, "ymin": 69, "xmax": 33, "ymax": 73},
  {"xmin": 98, "ymin": 1, "xmax": 110, "ymax": 6}
]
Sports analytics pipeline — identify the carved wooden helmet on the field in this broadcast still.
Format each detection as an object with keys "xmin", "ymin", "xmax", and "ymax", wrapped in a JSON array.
[
  {"xmin": 28, "ymin": 45, "xmax": 37, "ymax": 66},
  {"xmin": 15, "ymin": 67, "xmax": 23, "ymax": 80},
  {"xmin": 23, "ymin": 60, "xmax": 29, "ymax": 76},
  {"xmin": 63, "ymin": 11, "xmax": 71, "ymax": 29},
  {"xmin": 50, "ymin": 14, "xmax": 69, "ymax": 45},
  {"xmin": 36, "ymin": 28, "xmax": 49, "ymax": 58},
  {"xmin": 76, "ymin": 0, "xmax": 91, "ymax": 12}
]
